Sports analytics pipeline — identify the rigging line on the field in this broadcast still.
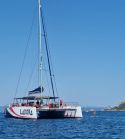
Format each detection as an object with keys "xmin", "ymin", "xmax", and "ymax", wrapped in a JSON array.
[
  {"xmin": 46, "ymin": 46, "xmax": 59, "ymax": 97},
  {"xmin": 24, "ymin": 57, "xmax": 37, "ymax": 97},
  {"xmin": 42, "ymin": 56, "xmax": 51, "ymax": 96},
  {"xmin": 53, "ymin": 75, "xmax": 59, "ymax": 97},
  {"xmin": 48, "ymin": 51, "xmax": 59, "ymax": 97},
  {"xmin": 44, "ymin": 33, "xmax": 59, "ymax": 97},
  {"xmin": 41, "ymin": 10, "xmax": 59, "ymax": 98},
  {"xmin": 44, "ymin": 37, "xmax": 59, "ymax": 97},
  {"xmin": 14, "ymin": 7, "xmax": 37, "ymax": 99},
  {"xmin": 40, "ymin": 9, "xmax": 55, "ymax": 99}
]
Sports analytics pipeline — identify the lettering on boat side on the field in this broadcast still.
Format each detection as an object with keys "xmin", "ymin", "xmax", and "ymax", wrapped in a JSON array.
[{"xmin": 20, "ymin": 109, "xmax": 33, "ymax": 115}]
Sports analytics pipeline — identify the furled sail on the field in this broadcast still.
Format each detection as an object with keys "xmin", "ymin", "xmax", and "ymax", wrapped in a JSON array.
[{"xmin": 28, "ymin": 86, "xmax": 44, "ymax": 95}]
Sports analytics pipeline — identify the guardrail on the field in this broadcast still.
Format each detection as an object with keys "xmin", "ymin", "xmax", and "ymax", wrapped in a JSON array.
[{"xmin": 62, "ymin": 102, "xmax": 80, "ymax": 107}]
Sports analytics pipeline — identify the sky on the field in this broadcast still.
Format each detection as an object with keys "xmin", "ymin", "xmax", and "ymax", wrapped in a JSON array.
[{"xmin": 0, "ymin": 0, "xmax": 125, "ymax": 107}]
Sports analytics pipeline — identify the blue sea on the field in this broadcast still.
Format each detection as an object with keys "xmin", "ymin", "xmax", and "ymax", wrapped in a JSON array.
[{"xmin": 0, "ymin": 108, "xmax": 125, "ymax": 139}]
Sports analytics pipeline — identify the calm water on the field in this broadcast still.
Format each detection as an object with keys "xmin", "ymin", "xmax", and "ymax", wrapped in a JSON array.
[{"xmin": 0, "ymin": 110, "xmax": 125, "ymax": 139}]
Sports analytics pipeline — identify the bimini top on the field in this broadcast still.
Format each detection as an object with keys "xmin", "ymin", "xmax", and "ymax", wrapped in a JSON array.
[{"xmin": 14, "ymin": 96, "xmax": 59, "ymax": 100}]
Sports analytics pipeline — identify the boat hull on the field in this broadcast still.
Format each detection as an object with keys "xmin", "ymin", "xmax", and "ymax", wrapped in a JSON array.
[
  {"xmin": 5, "ymin": 106, "xmax": 37, "ymax": 119},
  {"xmin": 5, "ymin": 106, "xmax": 83, "ymax": 119},
  {"xmin": 37, "ymin": 109, "xmax": 66, "ymax": 119},
  {"xmin": 37, "ymin": 106, "xmax": 83, "ymax": 119}
]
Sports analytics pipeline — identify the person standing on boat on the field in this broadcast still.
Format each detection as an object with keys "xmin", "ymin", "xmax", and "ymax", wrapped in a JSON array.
[{"xmin": 60, "ymin": 100, "xmax": 63, "ymax": 107}]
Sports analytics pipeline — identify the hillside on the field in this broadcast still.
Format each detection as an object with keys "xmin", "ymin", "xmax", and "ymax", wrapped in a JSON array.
[{"xmin": 112, "ymin": 101, "xmax": 125, "ymax": 110}]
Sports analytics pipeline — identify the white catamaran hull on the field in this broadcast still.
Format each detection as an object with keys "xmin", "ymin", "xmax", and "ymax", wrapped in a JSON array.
[
  {"xmin": 5, "ymin": 106, "xmax": 82, "ymax": 119},
  {"xmin": 5, "ymin": 106, "xmax": 37, "ymax": 119},
  {"xmin": 64, "ymin": 106, "xmax": 83, "ymax": 118}
]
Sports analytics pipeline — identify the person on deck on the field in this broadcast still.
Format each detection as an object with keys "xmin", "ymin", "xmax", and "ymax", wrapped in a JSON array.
[
  {"xmin": 60, "ymin": 100, "xmax": 63, "ymax": 107},
  {"xmin": 36, "ymin": 100, "xmax": 40, "ymax": 108}
]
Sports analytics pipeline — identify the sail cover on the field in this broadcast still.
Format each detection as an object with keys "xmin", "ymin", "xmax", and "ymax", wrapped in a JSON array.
[{"xmin": 28, "ymin": 86, "xmax": 43, "ymax": 95}]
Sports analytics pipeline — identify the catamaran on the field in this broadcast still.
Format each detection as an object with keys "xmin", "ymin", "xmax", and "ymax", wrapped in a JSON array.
[{"xmin": 5, "ymin": 0, "xmax": 83, "ymax": 119}]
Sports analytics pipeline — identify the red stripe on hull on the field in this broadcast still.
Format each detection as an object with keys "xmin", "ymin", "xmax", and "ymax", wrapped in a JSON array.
[{"xmin": 9, "ymin": 107, "xmax": 34, "ymax": 119}]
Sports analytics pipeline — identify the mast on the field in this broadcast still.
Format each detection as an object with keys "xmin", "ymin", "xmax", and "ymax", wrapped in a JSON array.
[
  {"xmin": 38, "ymin": 0, "xmax": 56, "ymax": 99},
  {"xmin": 38, "ymin": 0, "xmax": 42, "ymax": 93}
]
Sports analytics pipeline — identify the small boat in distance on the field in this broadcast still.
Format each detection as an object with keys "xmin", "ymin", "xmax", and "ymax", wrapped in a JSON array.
[{"xmin": 5, "ymin": 0, "xmax": 83, "ymax": 119}]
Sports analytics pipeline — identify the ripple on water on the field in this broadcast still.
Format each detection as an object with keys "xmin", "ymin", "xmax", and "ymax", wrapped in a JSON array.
[{"xmin": 0, "ymin": 111, "xmax": 125, "ymax": 138}]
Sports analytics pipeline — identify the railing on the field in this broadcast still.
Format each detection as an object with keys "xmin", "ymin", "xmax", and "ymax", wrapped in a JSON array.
[{"xmin": 62, "ymin": 102, "xmax": 80, "ymax": 107}]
